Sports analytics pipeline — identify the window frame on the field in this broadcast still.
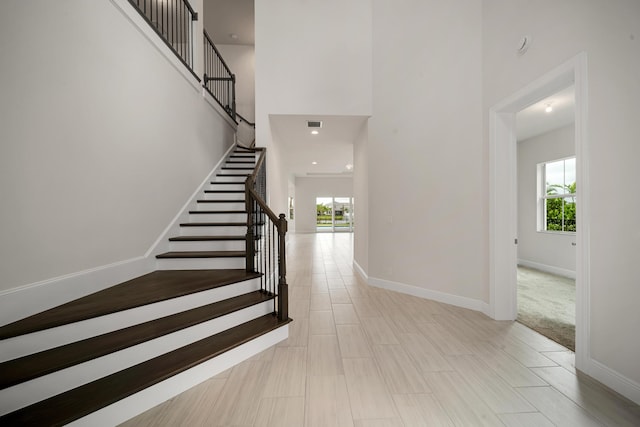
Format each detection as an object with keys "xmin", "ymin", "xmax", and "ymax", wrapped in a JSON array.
[{"xmin": 537, "ymin": 156, "xmax": 577, "ymax": 233}]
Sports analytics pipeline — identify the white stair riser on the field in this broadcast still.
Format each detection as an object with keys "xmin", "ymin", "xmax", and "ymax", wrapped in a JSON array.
[
  {"xmin": 202, "ymin": 192, "xmax": 245, "ymax": 201},
  {"xmin": 180, "ymin": 226, "xmax": 246, "ymax": 236},
  {"xmin": 224, "ymin": 163, "xmax": 255, "ymax": 169},
  {"xmin": 215, "ymin": 176, "xmax": 248, "ymax": 183},
  {"xmin": 194, "ymin": 202, "xmax": 245, "ymax": 211},
  {"xmin": 68, "ymin": 325, "xmax": 288, "ymax": 427},
  {"xmin": 0, "ymin": 279, "xmax": 261, "ymax": 362},
  {"xmin": 168, "ymin": 240, "xmax": 245, "ymax": 252},
  {"xmin": 155, "ymin": 257, "xmax": 245, "ymax": 270},
  {"xmin": 0, "ymin": 302, "xmax": 274, "ymax": 416},
  {"xmin": 188, "ymin": 212, "xmax": 246, "ymax": 222},
  {"xmin": 208, "ymin": 183, "xmax": 245, "ymax": 191}
]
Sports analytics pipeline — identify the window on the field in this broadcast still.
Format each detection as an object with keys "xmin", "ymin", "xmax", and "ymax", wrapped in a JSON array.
[{"xmin": 539, "ymin": 157, "xmax": 576, "ymax": 232}]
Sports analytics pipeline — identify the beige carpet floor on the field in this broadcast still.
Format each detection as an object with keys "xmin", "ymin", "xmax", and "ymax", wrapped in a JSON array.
[{"xmin": 517, "ymin": 266, "xmax": 576, "ymax": 351}]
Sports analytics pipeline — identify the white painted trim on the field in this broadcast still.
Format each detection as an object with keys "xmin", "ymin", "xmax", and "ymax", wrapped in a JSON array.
[
  {"xmin": 352, "ymin": 260, "xmax": 368, "ymax": 282},
  {"xmin": 68, "ymin": 325, "xmax": 289, "ymax": 426},
  {"xmin": 517, "ymin": 259, "xmax": 576, "ymax": 279},
  {"xmin": 368, "ymin": 276, "xmax": 487, "ymax": 313},
  {"xmin": 203, "ymin": 88, "xmax": 240, "ymax": 129},
  {"xmin": 584, "ymin": 358, "xmax": 640, "ymax": 405},
  {"xmin": 108, "ymin": 0, "xmax": 201, "ymax": 93},
  {"xmin": 0, "ymin": 257, "xmax": 152, "ymax": 326}
]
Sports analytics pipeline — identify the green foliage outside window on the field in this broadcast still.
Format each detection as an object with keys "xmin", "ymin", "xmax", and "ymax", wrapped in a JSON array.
[{"xmin": 546, "ymin": 182, "xmax": 576, "ymax": 232}]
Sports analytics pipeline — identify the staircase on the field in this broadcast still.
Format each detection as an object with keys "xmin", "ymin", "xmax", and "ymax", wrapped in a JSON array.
[{"xmin": 0, "ymin": 146, "xmax": 290, "ymax": 426}]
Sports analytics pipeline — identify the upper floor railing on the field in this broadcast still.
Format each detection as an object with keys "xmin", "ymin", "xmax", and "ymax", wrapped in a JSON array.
[
  {"xmin": 127, "ymin": 0, "xmax": 199, "ymax": 81},
  {"xmin": 203, "ymin": 30, "xmax": 236, "ymax": 120}
]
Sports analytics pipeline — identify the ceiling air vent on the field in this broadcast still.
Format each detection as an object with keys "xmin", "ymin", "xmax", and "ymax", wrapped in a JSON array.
[{"xmin": 307, "ymin": 121, "xmax": 323, "ymax": 128}]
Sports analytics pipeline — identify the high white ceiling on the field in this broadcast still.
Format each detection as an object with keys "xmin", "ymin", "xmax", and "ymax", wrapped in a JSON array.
[
  {"xmin": 516, "ymin": 85, "xmax": 575, "ymax": 141},
  {"xmin": 202, "ymin": 0, "xmax": 254, "ymax": 45},
  {"xmin": 270, "ymin": 115, "xmax": 369, "ymax": 178}
]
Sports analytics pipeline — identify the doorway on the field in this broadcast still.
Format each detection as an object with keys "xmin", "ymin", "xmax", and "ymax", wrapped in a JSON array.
[
  {"xmin": 316, "ymin": 197, "xmax": 354, "ymax": 232},
  {"xmin": 515, "ymin": 95, "xmax": 577, "ymax": 349},
  {"xmin": 489, "ymin": 53, "xmax": 589, "ymax": 368}
]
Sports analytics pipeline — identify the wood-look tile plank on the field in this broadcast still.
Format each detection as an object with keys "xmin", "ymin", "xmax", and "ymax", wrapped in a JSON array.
[
  {"xmin": 290, "ymin": 298, "xmax": 310, "ymax": 319},
  {"xmin": 424, "ymin": 371, "xmax": 505, "ymax": 426},
  {"xmin": 516, "ymin": 386, "xmax": 602, "ymax": 427},
  {"xmin": 446, "ymin": 354, "xmax": 536, "ymax": 414},
  {"xmin": 541, "ymin": 350, "xmax": 576, "ymax": 373},
  {"xmin": 494, "ymin": 336, "xmax": 559, "ymax": 368},
  {"xmin": 210, "ymin": 361, "xmax": 271, "ymax": 426},
  {"xmin": 336, "ymin": 324, "xmax": 373, "ymax": 358},
  {"xmin": 371, "ymin": 344, "xmax": 430, "ymax": 394},
  {"xmin": 362, "ymin": 317, "xmax": 399, "ymax": 345},
  {"xmin": 310, "ymin": 293, "xmax": 332, "ymax": 311},
  {"xmin": 310, "ymin": 310, "xmax": 337, "ymax": 335},
  {"xmin": 353, "ymin": 418, "xmax": 404, "ymax": 427},
  {"xmin": 308, "ymin": 335, "xmax": 344, "ymax": 376},
  {"xmin": 254, "ymin": 396, "xmax": 305, "ymax": 427},
  {"xmin": 498, "ymin": 412, "xmax": 555, "ymax": 427},
  {"xmin": 392, "ymin": 393, "xmax": 455, "ymax": 426},
  {"xmin": 398, "ymin": 333, "xmax": 453, "ymax": 373},
  {"xmin": 330, "ymin": 288, "xmax": 352, "ymax": 304},
  {"xmin": 333, "ymin": 304, "xmax": 360, "ymax": 324},
  {"xmin": 305, "ymin": 375, "xmax": 354, "ymax": 427},
  {"xmin": 531, "ymin": 366, "xmax": 640, "ymax": 426},
  {"xmin": 342, "ymin": 358, "xmax": 398, "ymax": 420},
  {"xmin": 351, "ymin": 297, "xmax": 383, "ymax": 318},
  {"xmin": 468, "ymin": 341, "xmax": 548, "ymax": 387},
  {"xmin": 278, "ymin": 317, "xmax": 309, "ymax": 347},
  {"xmin": 262, "ymin": 347, "xmax": 307, "ymax": 397},
  {"xmin": 420, "ymin": 322, "xmax": 472, "ymax": 355}
]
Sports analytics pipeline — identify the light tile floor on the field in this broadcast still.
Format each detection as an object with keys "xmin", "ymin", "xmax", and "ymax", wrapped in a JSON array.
[{"xmin": 121, "ymin": 233, "xmax": 640, "ymax": 427}]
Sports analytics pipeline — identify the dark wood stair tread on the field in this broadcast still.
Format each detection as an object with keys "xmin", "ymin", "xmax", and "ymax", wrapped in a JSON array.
[
  {"xmin": 169, "ymin": 235, "xmax": 246, "ymax": 241},
  {"xmin": 209, "ymin": 181, "xmax": 246, "ymax": 185},
  {"xmin": 188, "ymin": 210, "xmax": 247, "ymax": 214},
  {"xmin": 196, "ymin": 199, "xmax": 245, "ymax": 203},
  {"xmin": 0, "ymin": 291, "xmax": 273, "ymax": 390},
  {"xmin": 216, "ymin": 173, "xmax": 250, "ymax": 176},
  {"xmin": 0, "ymin": 270, "xmax": 260, "ymax": 339},
  {"xmin": 156, "ymin": 251, "xmax": 245, "ymax": 259},
  {"xmin": 0, "ymin": 314, "xmax": 290, "ymax": 426},
  {"xmin": 203, "ymin": 190, "xmax": 245, "ymax": 193},
  {"xmin": 226, "ymin": 161, "xmax": 255, "ymax": 164}
]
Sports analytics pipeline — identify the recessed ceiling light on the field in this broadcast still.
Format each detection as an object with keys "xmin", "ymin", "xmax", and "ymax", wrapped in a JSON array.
[
  {"xmin": 229, "ymin": 33, "xmax": 238, "ymax": 40},
  {"xmin": 545, "ymin": 103, "xmax": 553, "ymax": 113},
  {"xmin": 345, "ymin": 164, "xmax": 354, "ymax": 171},
  {"xmin": 312, "ymin": 161, "xmax": 318, "ymax": 165},
  {"xmin": 311, "ymin": 130, "xmax": 319, "ymax": 135}
]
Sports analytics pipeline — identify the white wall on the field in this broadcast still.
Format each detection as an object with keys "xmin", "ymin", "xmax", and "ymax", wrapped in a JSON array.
[
  {"xmin": 518, "ymin": 125, "xmax": 576, "ymax": 276},
  {"xmin": 368, "ymin": 0, "xmax": 485, "ymax": 304},
  {"xmin": 484, "ymin": 0, "xmax": 640, "ymax": 391},
  {"xmin": 215, "ymin": 44, "xmax": 255, "ymax": 121},
  {"xmin": 255, "ymin": 0, "xmax": 372, "ymax": 216},
  {"xmin": 293, "ymin": 177, "xmax": 354, "ymax": 233},
  {"xmin": 0, "ymin": 0, "xmax": 234, "ymax": 293}
]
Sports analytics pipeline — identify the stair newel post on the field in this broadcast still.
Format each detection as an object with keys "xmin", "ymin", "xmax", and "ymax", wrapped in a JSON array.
[
  {"xmin": 277, "ymin": 213, "xmax": 289, "ymax": 321},
  {"xmin": 245, "ymin": 177, "xmax": 255, "ymax": 273}
]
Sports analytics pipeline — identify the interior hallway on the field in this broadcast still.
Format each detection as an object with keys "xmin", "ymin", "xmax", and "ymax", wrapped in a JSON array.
[{"xmin": 122, "ymin": 233, "xmax": 640, "ymax": 426}]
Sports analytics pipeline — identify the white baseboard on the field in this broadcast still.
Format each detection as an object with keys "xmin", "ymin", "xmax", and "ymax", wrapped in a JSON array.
[
  {"xmin": 368, "ymin": 276, "xmax": 487, "ymax": 313},
  {"xmin": 352, "ymin": 260, "xmax": 368, "ymax": 282},
  {"xmin": 582, "ymin": 358, "xmax": 640, "ymax": 405},
  {"xmin": 518, "ymin": 259, "xmax": 576, "ymax": 279}
]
